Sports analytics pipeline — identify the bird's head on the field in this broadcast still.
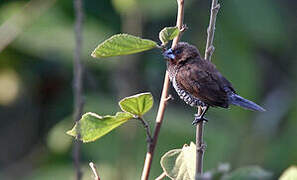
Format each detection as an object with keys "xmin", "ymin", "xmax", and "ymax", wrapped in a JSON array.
[{"xmin": 163, "ymin": 42, "xmax": 200, "ymax": 65}]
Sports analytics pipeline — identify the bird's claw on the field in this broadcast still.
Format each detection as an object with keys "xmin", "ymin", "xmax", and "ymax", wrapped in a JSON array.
[{"xmin": 192, "ymin": 114, "xmax": 208, "ymax": 125}]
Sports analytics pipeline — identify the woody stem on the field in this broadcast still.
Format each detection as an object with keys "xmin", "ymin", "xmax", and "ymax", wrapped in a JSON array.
[
  {"xmin": 140, "ymin": 0, "xmax": 185, "ymax": 180},
  {"xmin": 195, "ymin": 0, "xmax": 220, "ymax": 179}
]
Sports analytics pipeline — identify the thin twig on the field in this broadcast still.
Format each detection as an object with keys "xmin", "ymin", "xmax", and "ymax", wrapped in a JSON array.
[
  {"xmin": 195, "ymin": 0, "xmax": 220, "ymax": 179},
  {"xmin": 140, "ymin": 71, "xmax": 170, "ymax": 180},
  {"xmin": 172, "ymin": 0, "xmax": 185, "ymax": 48},
  {"xmin": 164, "ymin": 94, "xmax": 174, "ymax": 102},
  {"xmin": 195, "ymin": 108, "xmax": 206, "ymax": 176},
  {"xmin": 137, "ymin": 117, "xmax": 153, "ymax": 144},
  {"xmin": 204, "ymin": 0, "xmax": 220, "ymax": 61},
  {"xmin": 89, "ymin": 162, "xmax": 101, "ymax": 180},
  {"xmin": 155, "ymin": 172, "xmax": 167, "ymax": 180},
  {"xmin": 140, "ymin": 1, "xmax": 185, "ymax": 180},
  {"xmin": 73, "ymin": 0, "xmax": 84, "ymax": 179}
]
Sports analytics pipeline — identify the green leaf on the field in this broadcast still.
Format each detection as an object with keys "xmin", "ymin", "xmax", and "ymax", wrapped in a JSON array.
[
  {"xmin": 159, "ymin": 26, "xmax": 180, "ymax": 45},
  {"xmin": 279, "ymin": 166, "xmax": 297, "ymax": 180},
  {"xmin": 119, "ymin": 92, "xmax": 153, "ymax": 117},
  {"xmin": 222, "ymin": 166, "xmax": 272, "ymax": 180},
  {"xmin": 67, "ymin": 112, "xmax": 133, "ymax": 143},
  {"xmin": 160, "ymin": 142, "xmax": 196, "ymax": 180},
  {"xmin": 91, "ymin": 34, "xmax": 157, "ymax": 58}
]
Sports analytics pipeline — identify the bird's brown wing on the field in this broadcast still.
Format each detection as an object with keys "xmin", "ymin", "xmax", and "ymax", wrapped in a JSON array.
[{"xmin": 176, "ymin": 59, "xmax": 231, "ymax": 107}]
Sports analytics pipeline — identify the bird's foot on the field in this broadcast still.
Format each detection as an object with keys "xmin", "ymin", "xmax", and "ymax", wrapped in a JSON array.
[{"xmin": 192, "ymin": 114, "xmax": 208, "ymax": 125}]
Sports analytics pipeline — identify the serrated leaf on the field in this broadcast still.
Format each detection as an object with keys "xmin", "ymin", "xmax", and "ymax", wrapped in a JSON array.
[
  {"xmin": 119, "ymin": 92, "xmax": 153, "ymax": 117},
  {"xmin": 159, "ymin": 26, "xmax": 180, "ymax": 45},
  {"xmin": 279, "ymin": 166, "xmax": 297, "ymax": 180},
  {"xmin": 91, "ymin": 34, "xmax": 157, "ymax": 58},
  {"xmin": 222, "ymin": 166, "xmax": 272, "ymax": 180},
  {"xmin": 160, "ymin": 142, "xmax": 196, "ymax": 180},
  {"xmin": 67, "ymin": 112, "xmax": 133, "ymax": 143}
]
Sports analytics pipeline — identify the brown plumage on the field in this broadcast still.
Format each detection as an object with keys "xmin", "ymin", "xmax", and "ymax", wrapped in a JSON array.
[{"xmin": 163, "ymin": 42, "xmax": 265, "ymax": 124}]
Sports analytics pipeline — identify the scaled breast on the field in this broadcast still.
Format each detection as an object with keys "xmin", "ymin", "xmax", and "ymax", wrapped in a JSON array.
[{"xmin": 172, "ymin": 75, "xmax": 205, "ymax": 107}]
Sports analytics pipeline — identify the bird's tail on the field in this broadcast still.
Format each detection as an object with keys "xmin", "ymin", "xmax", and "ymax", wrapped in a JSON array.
[{"xmin": 228, "ymin": 93, "xmax": 266, "ymax": 112}]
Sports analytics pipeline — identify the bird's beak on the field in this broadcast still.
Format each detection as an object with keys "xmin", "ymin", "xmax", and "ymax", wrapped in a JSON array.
[{"xmin": 163, "ymin": 48, "xmax": 175, "ymax": 60}]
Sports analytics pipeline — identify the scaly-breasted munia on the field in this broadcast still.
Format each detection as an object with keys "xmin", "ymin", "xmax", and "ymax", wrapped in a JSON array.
[{"xmin": 163, "ymin": 42, "xmax": 265, "ymax": 124}]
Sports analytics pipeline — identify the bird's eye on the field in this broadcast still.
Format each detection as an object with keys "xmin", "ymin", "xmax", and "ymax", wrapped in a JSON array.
[{"xmin": 174, "ymin": 49, "xmax": 181, "ymax": 54}]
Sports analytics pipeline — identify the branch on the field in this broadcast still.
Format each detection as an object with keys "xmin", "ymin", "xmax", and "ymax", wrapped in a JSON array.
[
  {"xmin": 195, "ymin": 0, "xmax": 220, "ymax": 178},
  {"xmin": 155, "ymin": 172, "xmax": 167, "ymax": 180},
  {"xmin": 73, "ymin": 0, "xmax": 84, "ymax": 179},
  {"xmin": 140, "ymin": 0, "xmax": 185, "ymax": 180},
  {"xmin": 172, "ymin": 0, "xmax": 185, "ymax": 48},
  {"xmin": 204, "ymin": 0, "xmax": 220, "ymax": 62},
  {"xmin": 89, "ymin": 162, "xmax": 101, "ymax": 180},
  {"xmin": 195, "ymin": 107, "xmax": 206, "ymax": 176},
  {"xmin": 137, "ymin": 117, "xmax": 153, "ymax": 144}
]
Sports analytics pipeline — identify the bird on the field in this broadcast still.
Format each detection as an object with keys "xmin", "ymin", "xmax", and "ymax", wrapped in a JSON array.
[{"xmin": 163, "ymin": 42, "xmax": 265, "ymax": 125}]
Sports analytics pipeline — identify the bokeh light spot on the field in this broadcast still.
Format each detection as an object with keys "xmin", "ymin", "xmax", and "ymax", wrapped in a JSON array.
[{"xmin": 0, "ymin": 69, "xmax": 20, "ymax": 105}]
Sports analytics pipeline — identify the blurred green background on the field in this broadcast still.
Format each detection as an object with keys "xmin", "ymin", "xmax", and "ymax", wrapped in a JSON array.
[{"xmin": 0, "ymin": 0, "xmax": 296, "ymax": 179}]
